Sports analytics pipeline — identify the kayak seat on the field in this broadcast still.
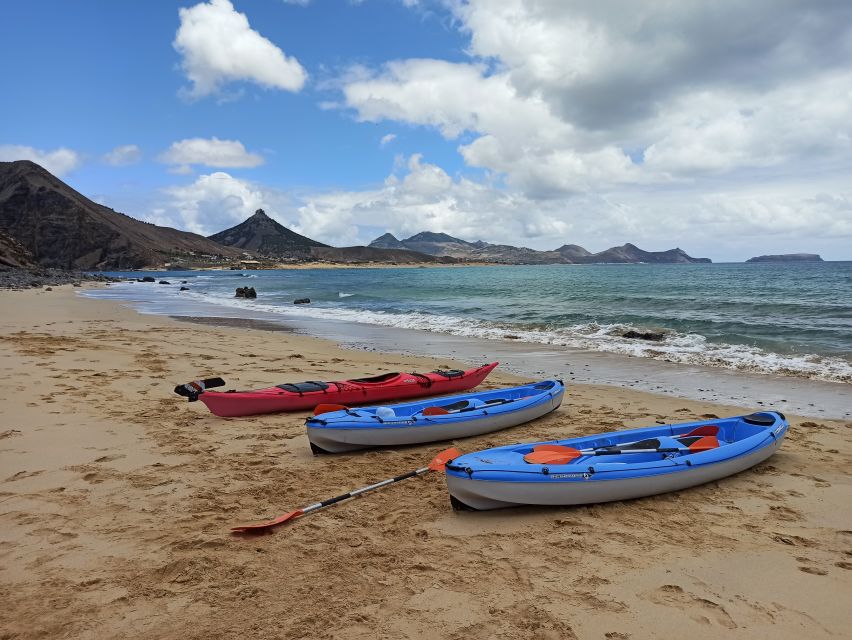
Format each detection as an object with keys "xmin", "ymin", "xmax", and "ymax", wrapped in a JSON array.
[
  {"xmin": 432, "ymin": 369, "xmax": 464, "ymax": 378},
  {"xmin": 276, "ymin": 381, "xmax": 330, "ymax": 393},
  {"xmin": 439, "ymin": 400, "xmax": 471, "ymax": 411},
  {"xmin": 350, "ymin": 372, "xmax": 400, "ymax": 384}
]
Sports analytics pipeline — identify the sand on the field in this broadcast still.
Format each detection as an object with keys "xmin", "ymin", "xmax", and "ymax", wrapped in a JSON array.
[{"xmin": 0, "ymin": 286, "xmax": 850, "ymax": 639}]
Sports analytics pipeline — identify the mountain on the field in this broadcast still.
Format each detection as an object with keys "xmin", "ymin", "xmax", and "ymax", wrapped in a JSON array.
[
  {"xmin": 208, "ymin": 209, "xmax": 328, "ymax": 258},
  {"xmin": 0, "ymin": 160, "xmax": 240, "ymax": 269},
  {"xmin": 310, "ymin": 245, "xmax": 456, "ymax": 264},
  {"xmin": 0, "ymin": 229, "xmax": 36, "ymax": 269},
  {"xmin": 746, "ymin": 253, "xmax": 823, "ymax": 263},
  {"xmin": 368, "ymin": 231, "xmax": 710, "ymax": 264},
  {"xmin": 577, "ymin": 243, "xmax": 711, "ymax": 264},
  {"xmin": 555, "ymin": 244, "xmax": 592, "ymax": 261},
  {"xmin": 369, "ymin": 233, "xmax": 405, "ymax": 249},
  {"xmin": 370, "ymin": 231, "xmax": 486, "ymax": 258}
]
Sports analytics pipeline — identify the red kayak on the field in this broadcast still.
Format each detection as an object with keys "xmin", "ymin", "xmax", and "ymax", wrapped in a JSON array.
[{"xmin": 175, "ymin": 362, "xmax": 499, "ymax": 417}]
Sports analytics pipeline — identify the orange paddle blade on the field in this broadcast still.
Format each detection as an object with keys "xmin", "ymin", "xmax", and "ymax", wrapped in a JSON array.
[
  {"xmin": 684, "ymin": 425, "xmax": 719, "ymax": 437},
  {"xmin": 231, "ymin": 509, "xmax": 304, "ymax": 533},
  {"xmin": 427, "ymin": 447, "xmax": 462, "ymax": 472},
  {"xmin": 523, "ymin": 445, "xmax": 582, "ymax": 465},
  {"xmin": 314, "ymin": 403, "xmax": 348, "ymax": 416},
  {"xmin": 687, "ymin": 435, "xmax": 719, "ymax": 452},
  {"xmin": 422, "ymin": 406, "xmax": 450, "ymax": 416}
]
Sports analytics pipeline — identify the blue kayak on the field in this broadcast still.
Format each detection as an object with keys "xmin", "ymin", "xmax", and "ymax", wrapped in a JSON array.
[
  {"xmin": 305, "ymin": 380, "xmax": 565, "ymax": 453},
  {"xmin": 445, "ymin": 411, "xmax": 788, "ymax": 510}
]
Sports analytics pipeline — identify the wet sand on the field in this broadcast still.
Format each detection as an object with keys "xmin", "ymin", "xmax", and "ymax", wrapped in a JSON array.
[{"xmin": 1, "ymin": 286, "xmax": 850, "ymax": 639}]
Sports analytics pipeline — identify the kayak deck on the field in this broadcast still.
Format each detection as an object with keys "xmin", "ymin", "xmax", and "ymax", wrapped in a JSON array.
[
  {"xmin": 445, "ymin": 411, "xmax": 788, "ymax": 510},
  {"xmin": 306, "ymin": 380, "xmax": 565, "ymax": 453}
]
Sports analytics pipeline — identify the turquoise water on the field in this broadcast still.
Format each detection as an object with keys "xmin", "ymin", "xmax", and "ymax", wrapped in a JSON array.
[{"xmin": 94, "ymin": 262, "xmax": 852, "ymax": 383}]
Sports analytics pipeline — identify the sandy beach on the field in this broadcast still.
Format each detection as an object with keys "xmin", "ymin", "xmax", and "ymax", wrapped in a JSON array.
[{"xmin": 1, "ymin": 286, "xmax": 850, "ymax": 639}]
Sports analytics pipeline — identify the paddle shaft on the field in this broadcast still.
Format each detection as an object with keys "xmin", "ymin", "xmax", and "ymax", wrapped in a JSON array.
[
  {"xmin": 588, "ymin": 447, "xmax": 683, "ymax": 456},
  {"xmin": 298, "ymin": 466, "xmax": 430, "ymax": 516},
  {"xmin": 231, "ymin": 447, "xmax": 462, "ymax": 532}
]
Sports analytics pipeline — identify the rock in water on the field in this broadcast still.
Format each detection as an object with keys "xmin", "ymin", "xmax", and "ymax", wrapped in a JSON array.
[
  {"xmin": 159, "ymin": 280, "xmax": 170, "ymax": 285},
  {"xmin": 180, "ymin": 286, "xmax": 189, "ymax": 291},
  {"xmin": 293, "ymin": 298, "xmax": 310, "ymax": 304},
  {"xmin": 141, "ymin": 276, "xmax": 156, "ymax": 282},
  {"xmin": 236, "ymin": 286, "xmax": 257, "ymax": 299},
  {"xmin": 622, "ymin": 330, "xmax": 665, "ymax": 341}
]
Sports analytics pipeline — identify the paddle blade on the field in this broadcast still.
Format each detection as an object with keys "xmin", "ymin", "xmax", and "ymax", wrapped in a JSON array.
[
  {"xmin": 687, "ymin": 435, "xmax": 719, "ymax": 452},
  {"xmin": 684, "ymin": 425, "xmax": 719, "ymax": 438},
  {"xmin": 427, "ymin": 447, "xmax": 462, "ymax": 472},
  {"xmin": 314, "ymin": 403, "xmax": 348, "ymax": 416},
  {"xmin": 231, "ymin": 509, "xmax": 304, "ymax": 533},
  {"xmin": 523, "ymin": 445, "xmax": 582, "ymax": 465},
  {"xmin": 423, "ymin": 406, "xmax": 450, "ymax": 416}
]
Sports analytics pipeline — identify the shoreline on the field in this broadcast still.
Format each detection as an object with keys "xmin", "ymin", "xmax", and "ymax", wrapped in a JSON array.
[
  {"xmin": 169, "ymin": 312, "xmax": 852, "ymax": 420},
  {"xmin": 1, "ymin": 286, "xmax": 850, "ymax": 638},
  {"xmin": 83, "ymin": 280, "xmax": 851, "ymax": 419},
  {"xmin": 84, "ymin": 270, "xmax": 852, "ymax": 389}
]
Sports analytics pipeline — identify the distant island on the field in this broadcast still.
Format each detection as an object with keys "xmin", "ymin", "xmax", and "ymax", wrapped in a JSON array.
[
  {"xmin": 0, "ymin": 159, "xmax": 712, "ymax": 270},
  {"xmin": 746, "ymin": 253, "xmax": 823, "ymax": 263}
]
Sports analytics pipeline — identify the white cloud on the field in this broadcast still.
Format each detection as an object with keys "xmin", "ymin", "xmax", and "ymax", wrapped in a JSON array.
[
  {"xmin": 158, "ymin": 137, "xmax": 264, "ymax": 169},
  {"xmin": 380, "ymin": 133, "xmax": 397, "ymax": 146},
  {"xmin": 159, "ymin": 172, "xmax": 267, "ymax": 235},
  {"xmin": 173, "ymin": 0, "xmax": 307, "ymax": 99},
  {"xmin": 103, "ymin": 144, "xmax": 141, "ymax": 166},
  {"xmin": 337, "ymin": 1, "xmax": 852, "ymax": 197},
  {"xmin": 294, "ymin": 154, "xmax": 573, "ymax": 247},
  {"xmin": 153, "ymin": 172, "xmax": 301, "ymax": 237},
  {"xmin": 327, "ymin": 0, "xmax": 852, "ymax": 255},
  {"xmin": 289, "ymin": 154, "xmax": 852, "ymax": 260},
  {"xmin": 0, "ymin": 145, "xmax": 82, "ymax": 176}
]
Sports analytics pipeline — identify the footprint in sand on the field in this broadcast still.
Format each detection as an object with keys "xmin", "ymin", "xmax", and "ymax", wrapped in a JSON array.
[
  {"xmin": 4, "ymin": 469, "xmax": 44, "ymax": 482},
  {"xmin": 798, "ymin": 566, "xmax": 828, "ymax": 575},
  {"xmin": 94, "ymin": 454, "xmax": 126, "ymax": 463},
  {"xmin": 835, "ymin": 562, "xmax": 852, "ymax": 570},
  {"xmin": 644, "ymin": 584, "xmax": 737, "ymax": 629}
]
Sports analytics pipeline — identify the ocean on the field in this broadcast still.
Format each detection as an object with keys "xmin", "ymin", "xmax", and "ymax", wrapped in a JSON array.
[{"xmin": 90, "ymin": 262, "xmax": 852, "ymax": 384}]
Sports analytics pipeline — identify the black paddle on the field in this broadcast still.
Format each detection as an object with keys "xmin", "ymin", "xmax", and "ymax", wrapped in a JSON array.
[{"xmin": 174, "ymin": 377, "xmax": 226, "ymax": 401}]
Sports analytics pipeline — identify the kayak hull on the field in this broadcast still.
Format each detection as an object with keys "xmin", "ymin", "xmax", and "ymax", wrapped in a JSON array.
[
  {"xmin": 306, "ymin": 381, "xmax": 564, "ymax": 453},
  {"xmin": 445, "ymin": 412, "xmax": 788, "ymax": 510},
  {"xmin": 196, "ymin": 362, "xmax": 498, "ymax": 417}
]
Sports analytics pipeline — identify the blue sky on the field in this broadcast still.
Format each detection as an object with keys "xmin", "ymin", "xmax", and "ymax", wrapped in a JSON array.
[{"xmin": 2, "ymin": 1, "xmax": 851, "ymax": 260}]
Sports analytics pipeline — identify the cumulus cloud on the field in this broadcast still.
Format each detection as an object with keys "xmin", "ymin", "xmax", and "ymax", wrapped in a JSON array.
[
  {"xmin": 380, "ymin": 133, "xmax": 397, "ymax": 146},
  {"xmin": 0, "ymin": 145, "xmax": 82, "ymax": 176},
  {"xmin": 160, "ymin": 172, "xmax": 268, "ymax": 235},
  {"xmin": 288, "ymin": 153, "xmax": 852, "ymax": 260},
  {"xmin": 338, "ymin": 0, "xmax": 852, "ymax": 199},
  {"xmin": 174, "ymin": 0, "xmax": 307, "ymax": 99},
  {"xmin": 103, "ymin": 144, "xmax": 141, "ymax": 166},
  {"xmin": 153, "ymin": 172, "xmax": 301, "ymax": 237},
  {"xmin": 294, "ymin": 154, "xmax": 574, "ymax": 247},
  {"xmin": 158, "ymin": 137, "xmax": 264, "ymax": 169}
]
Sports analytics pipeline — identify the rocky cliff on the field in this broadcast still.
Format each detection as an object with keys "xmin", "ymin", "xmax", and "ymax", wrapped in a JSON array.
[{"xmin": 0, "ymin": 160, "xmax": 239, "ymax": 269}]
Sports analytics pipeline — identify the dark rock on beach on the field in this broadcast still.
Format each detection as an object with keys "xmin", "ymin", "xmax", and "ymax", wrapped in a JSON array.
[
  {"xmin": 622, "ymin": 330, "xmax": 665, "ymax": 341},
  {"xmin": 235, "ymin": 286, "xmax": 257, "ymax": 299},
  {"xmin": 0, "ymin": 266, "xmax": 119, "ymax": 290}
]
